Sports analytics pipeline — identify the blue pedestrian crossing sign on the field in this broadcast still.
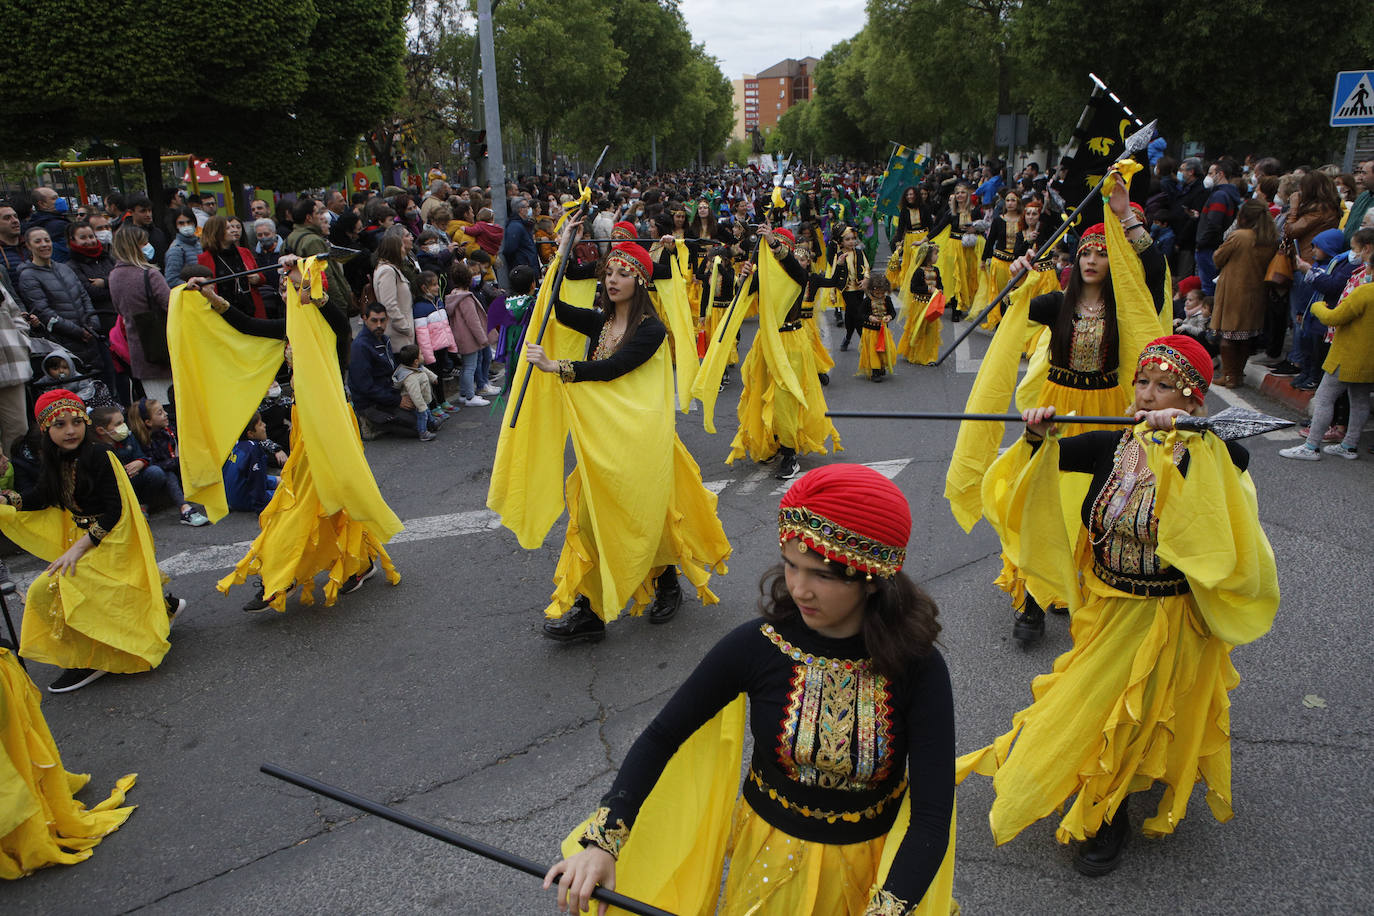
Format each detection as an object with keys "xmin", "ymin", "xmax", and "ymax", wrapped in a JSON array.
[{"xmin": 1331, "ymin": 71, "xmax": 1374, "ymax": 127}]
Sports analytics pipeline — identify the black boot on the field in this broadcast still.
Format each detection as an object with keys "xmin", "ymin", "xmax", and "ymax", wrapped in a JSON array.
[
  {"xmin": 542, "ymin": 596, "xmax": 606, "ymax": 642},
  {"xmin": 840, "ymin": 334, "xmax": 852, "ymax": 351},
  {"xmin": 817, "ymin": 372, "xmax": 830, "ymax": 387},
  {"xmin": 647, "ymin": 570, "xmax": 683, "ymax": 624},
  {"xmin": 1012, "ymin": 594, "xmax": 1045, "ymax": 644},
  {"xmin": 719, "ymin": 367, "xmax": 731, "ymax": 391},
  {"xmin": 1073, "ymin": 804, "xmax": 1131, "ymax": 877}
]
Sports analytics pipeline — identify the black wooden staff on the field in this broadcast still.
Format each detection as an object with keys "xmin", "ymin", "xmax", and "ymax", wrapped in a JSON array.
[
  {"xmin": 509, "ymin": 145, "xmax": 610, "ymax": 429},
  {"xmin": 0, "ymin": 589, "xmax": 22, "ymax": 669},
  {"xmin": 933, "ymin": 119, "xmax": 1158, "ymax": 366},
  {"xmin": 261, "ymin": 764, "xmax": 676, "ymax": 916},
  {"xmin": 827, "ymin": 406, "xmax": 1292, "ymax": 440},
  {"xmin": 201, "ymin": 245, "xmax": 363, "ymax": 286}
]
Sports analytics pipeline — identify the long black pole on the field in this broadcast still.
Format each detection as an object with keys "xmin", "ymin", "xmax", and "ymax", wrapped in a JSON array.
[
  {"xmin": 828, "ymin": 409, "xmax": 1142, "ymax": 425},
  {"xmin": 509, "ymin": 146, "xmax": 610, "ymax": 429},
  {"xmin": 714, "ymin": 235, "xmax": 762, "ymax": 344},
  {"xmin": 0, "ymin": 592, "xmax": 23, "ymax": 669},
  {"xmin": 260, "ymin": 764, "xmax": 676, "ymax": 916},
  {"xmin": 205, "ymin": 246, "xmax": 364, "ymax": 286}
]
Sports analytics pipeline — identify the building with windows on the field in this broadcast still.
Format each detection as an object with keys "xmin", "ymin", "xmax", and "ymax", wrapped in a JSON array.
[{"xmin": 732, "ymin": 57, "xmax": 818, "ymax": 140}]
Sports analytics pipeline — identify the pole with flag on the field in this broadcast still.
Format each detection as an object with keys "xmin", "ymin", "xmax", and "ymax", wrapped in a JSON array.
[{"xmin": 875, "ymin": 143, "xmax": 927, "ymax": 228}]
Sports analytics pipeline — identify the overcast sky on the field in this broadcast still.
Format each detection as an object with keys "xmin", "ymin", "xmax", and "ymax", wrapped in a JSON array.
[{"xmin": 679, "ymin": 0, "xmax": 866, "ymax": 78}]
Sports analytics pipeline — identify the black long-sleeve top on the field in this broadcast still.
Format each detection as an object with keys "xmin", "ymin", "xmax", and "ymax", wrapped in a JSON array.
[
  {"xmin": 553, "ymin": 297, "xmax": 666, "ymax": 382},
  {"xmin": 1028, "ymin": 238, "xmax": 1168, "ymax": 372},
  {"xmin": 13, "ymin": 445, "xmax": 123, "ymax": 543},
  {"xmin": 982, "ymin": 216, "xmax": 1019, "ymax": 263},
  {"xmin": 895, "ymin": 204, "xmax": 934, "ymax": 240},
  {"xmin": 910, "ymin": 265, "xmax": 942, "ymax": 298},
  {"xmin": 857, "ymin": 292, "xmax": 897, "ymax": 330},
  {"xmin": 590, "ymin": 615, "xmax": 955, "ymax": 908},
  {"xmin": 743, "ymin": 246, "xmax": 810, "ymax": 324},
  {"xmin": 694, "ymin": 255, "xmax": 735, "ymax": 313}
]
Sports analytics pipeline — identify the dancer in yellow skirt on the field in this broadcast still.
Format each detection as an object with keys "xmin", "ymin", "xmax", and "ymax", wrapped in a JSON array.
[
  {"xmin": 509, "ymin": 235, "xmax": 730, "ymax": 643},
  {"xmin": 898, "ymin": 245, "xmax": 945, "ymax": 365},
  {"xmin": 695, "ymin": 246, "xmax": 740, "ymax": 388},
  {"xmin": 946, "ymin": 167, "xmax": 1165, "ymax": 645},
  {"xmin": 932, "ymin": 182, "xmax": 983, "ymax": 322},
  {"xmin": 973, "ymin": 189, "xmax": 1024, "ymax": 330},
  {"xmin": 0, "ymin": 390, "xmax": 182, "ymax": 694},
  {"xmin": 0, "ymin": 646, "xmax": 137, "ymax": 877},
  {"xmin": 210, "ymin": 259, "xmax": 403, "ymax": 611},
  {"xmin": 545, "ymin": 464, "xmax": 955, "ymax": 916},
  {"xmin": 856, "ymin": 275, "xmax": 898, "ymax": 382},
  {"xmin": 958, "ymin": 335, "xmax": 1278, "ymax": 877},
  {"xmin": 886, "ymin": 186, "xmax": 935, "ymax": 292},
  {"xmin": 793, "ymin": 244, "xmax": 834, "ymax": 385},
  {"xmin": 726, "ymin": 228, "xmax": 841, "ymax": 481}
]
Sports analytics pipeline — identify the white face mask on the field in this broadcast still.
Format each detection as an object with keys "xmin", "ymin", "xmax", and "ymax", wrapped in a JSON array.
[
  {"xmin": 141, "ymin": 243, "xmax": 155, "ymax": 260},
  {"xmin": 95, "ymin": 229, "xmax": 113, "ymax": 244},
  {"xmin": 425, "ymin": 243, "xmax": 445, "ymax": 254},
  {"xmin": 1349, "ymin": 249, "xmax": 1362, "ymax": 264},
  {"xmin": 178, "ymin": 224, "xmax": 197, "ymax": 238},
  {"xmin": 1203, "ymin": 175, "xmax": 1216, "ymax": 190}
]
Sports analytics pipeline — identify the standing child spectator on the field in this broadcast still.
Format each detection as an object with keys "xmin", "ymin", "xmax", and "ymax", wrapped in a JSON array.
[
  {"xmin": 411, "ymin": 269, "xmax": 458, "ymax": 409},
  {"xmin": 445, "ymin": 262, "xmax": 494, "ymax": 407},
  {"xmin": 89, "ymin": 405, "xmax": 204, "ymax": 525},
  {"xmin": 393, "ymin": 345, "xmax": 441, "ymax": 441},
  {"xmin": 488, "ymin": 263, "xmax": 537, "ymax": 375},
  {"xmin": 126, "ymin": 397, "xmax": 208, "ymax": 525},
  {"xmin": 223, "ymin": 412, "xmax": 281, "ymax": 511}
]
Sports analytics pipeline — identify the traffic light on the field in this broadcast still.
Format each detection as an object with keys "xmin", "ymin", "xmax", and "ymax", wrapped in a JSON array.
[{"xmin": 469, "ymin": 129, "xmax": 487, "ymax": 161}]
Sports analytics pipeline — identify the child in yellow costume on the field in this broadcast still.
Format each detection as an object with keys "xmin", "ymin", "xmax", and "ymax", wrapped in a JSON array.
[
  {"xmin": 958, "ymin": 335, "xmax": 1278, "ymax": 878},
  {"xmin": 0, "ymin": 390, "xmax": 182, "ymax": 694},
  {"xmin": 856, "ymin": 275, "xmax": 898, "ymax": 382},
  {"xmin": 793, "ymin": 245, "xmax": 834, "ymax": 383},
  {"xmin": 898, "ymin": 245, "xmax": 945, "ymax": 365},
  {"xmin": 0, "ymin": 647, "xmax": 137, "ymax": 878},
  {"xmin": 544, "ymin": 464, "xmax": 956, "ymax": 916},
  {"xmin": 726, "ymin": 228, "xmax": 841, "ymax": 482},
  {"xmin": 496, "ymin": 235, "xmax": 730, "ymax": 644}
]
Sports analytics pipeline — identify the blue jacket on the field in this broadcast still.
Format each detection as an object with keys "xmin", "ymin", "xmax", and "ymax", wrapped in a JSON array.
[
  {"xmin": 163, "ymin": 233, "xmax": 203, "ymax": 285},
  {"xmin": 501, "ymin": 216, "xmax": 540, "ymax": 273},
  {"xmin": 23, "ymin": 209, "xmax": 71, "ymax": 262},
  {"xmin": 348, "ymin": 329, "xmax": 401, "ymax": 410},
  {"xmin": 974, "ymin": 175, "xmax": 1005, "ymax": 208},
  {"xmin": 223, "ymin": 439, "xmax": 274, "ymax": 512}
]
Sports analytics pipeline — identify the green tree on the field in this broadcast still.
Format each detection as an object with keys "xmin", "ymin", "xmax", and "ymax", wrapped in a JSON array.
[
  {"xmin": 657, "ymin": 45, "xmax": 735, "ymax": 168},
  {"xmin": 489, "ymin": 0, "xmax": 624, "ymax": 174}
]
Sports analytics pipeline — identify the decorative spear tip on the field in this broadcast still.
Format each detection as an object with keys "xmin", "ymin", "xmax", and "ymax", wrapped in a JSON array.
[{"xmin": 1122, "ymin": 119, "xmax": 1158, "ymax": 156}]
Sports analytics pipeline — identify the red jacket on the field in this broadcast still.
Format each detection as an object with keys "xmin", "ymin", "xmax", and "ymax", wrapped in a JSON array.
[{"xmin": 466, "ymin": 221, "xmax": 504, "ymax": 256}]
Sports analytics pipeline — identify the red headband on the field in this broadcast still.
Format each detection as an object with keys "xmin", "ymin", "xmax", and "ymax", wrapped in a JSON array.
[
  {"xmin": 611, "ymin": 221, "xmax": 637, "ymax": 241},
  {"xmin": 1137, "ymin": 334, "xmax": 1212, "ymax": 403},
  {"xmin": 778, "ymin": 464, "xmax": 910, "ymax": 578},
  {"xmin": 1078, "ymin": 223, "xmax": 1107, "ymax": 252},
  {"xmin": 34, "ymin": 388, "xmax": 86, "ymax": 431},
  {"xmin": 606, "ymin": 242, "xmax": 652, "ymax": 284}
]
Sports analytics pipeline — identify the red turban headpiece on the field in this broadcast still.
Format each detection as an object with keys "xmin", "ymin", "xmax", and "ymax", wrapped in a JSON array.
[
  {"xmin": 778, "ymin": 464, "xmax": 910, "ymax": 578},
  {"xmin": 1137, "ymin": 334, "xmax": 1213, "ymax": 403},
  {"xmin": 34, "ymin": 388, "xmax": 86, "ymax": 431},
  {"xmin": 606, "ymin": 242, "xmax": 652, "ymax": 285}
]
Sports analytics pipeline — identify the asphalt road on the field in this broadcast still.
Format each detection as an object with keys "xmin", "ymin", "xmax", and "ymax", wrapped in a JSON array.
[{"xmin": 6, "ymin": 313, "xmax": 1371, "ymax": 915}]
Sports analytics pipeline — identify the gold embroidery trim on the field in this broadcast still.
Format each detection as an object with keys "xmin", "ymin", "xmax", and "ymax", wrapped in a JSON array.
[
  {"xmin": 87, "ymin": 522, "xmax": 109, "ymax": 544},
  {"xmin": 580, "ymin": 806, "xmax": 630, "ymax": 859},
  {"xmin": 556, "ymin": 359, "xmax": 575, "ymax": 382},
  {"xmin": 748, "ymin": 768, "xmax": 907, "ymax": 823},
  {"xmin": 0, "ymin": 489, "xmax": 19, "ymax": 508},
  {"xmin": 762, "ymin": 623, "xmax": 873, "ymax": 672},
  {"xmin": 777, "ymin": 507, "xmax": 904, "ymax": 577},
  {"xmin": 1130, "ymin": 232, "xmax": 1153, "ymax": 253},
  {"xmin": 863, "ymin": 888, "xmax": 917, "ymax": 915}
]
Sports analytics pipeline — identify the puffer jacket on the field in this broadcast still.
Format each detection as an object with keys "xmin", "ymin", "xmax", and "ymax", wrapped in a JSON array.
[
  {"xmin": 412, "ymin": 296, "xmax": 457, "ymax": 365},
  {"xmin": 163, "ymin": 232, "xmax": 203, "ymax": 285},
  {"xmin": 16, "ymin": 259, "xmax": 100, "ymax": 344},
  {"xmin": 445, "ymin": 288, "xmax": 489, "ymax": 355}
]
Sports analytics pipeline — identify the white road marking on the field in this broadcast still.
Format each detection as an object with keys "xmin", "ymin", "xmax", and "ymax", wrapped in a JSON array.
[
  {"xmin": 737, "ymin": 467, "xmax": 773, "ymax": 495},
  {"xmin": 955, "ymin": 333, "xmax": 981, "ymax": 374},
  {"xmin": 768, "ymin": 458, "xmax": 912, "ymax": 496}
]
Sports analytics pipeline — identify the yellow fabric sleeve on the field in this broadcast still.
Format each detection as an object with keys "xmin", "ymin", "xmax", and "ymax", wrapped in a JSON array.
[
  {"xmin": 691, "ymin": 279, "xmax": 757, "ymax": 434},
  {"xmin": 487, "ymin": 257, "xmax": 594, "ymax": 549},
  {"xmin": 1103, "ymin": 163, "xmax": 1162, "ymax": 403},
  {"xmin": 755, "ymin": 246, "xmax": 808, "ymax": 405},
  {"xmin": 561, "ymin": 696, "xmax": 746, "ymax": 915},
  {"xmin": 1145, "ymin": 430, "xmax": 1279, "ymax": 645},
  {"xmin": 167, "ymin": 284, "xmax": 284, "ymax": 522},
  {"xmin": 657, "ymin": 251, "xmax": 701, "ymax": 410},
  {"xmin": 289, "ymin": 258, "xmax": 401, "ymax": 541}
]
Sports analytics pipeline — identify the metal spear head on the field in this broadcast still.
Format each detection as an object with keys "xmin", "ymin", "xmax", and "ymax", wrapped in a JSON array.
[
  {"xmin": 1175, "ymin": 406, "xmax": 1293, "ymax": 440},
  {"xmin": 1119, "ymin": 119, "xmax": 1158, "ymax": 159}
]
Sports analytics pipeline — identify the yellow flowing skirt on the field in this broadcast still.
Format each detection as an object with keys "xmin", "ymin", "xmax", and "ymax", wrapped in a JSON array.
[
  {"xmin": 5, "ymin": 453, "xmax": 170, "ymax": 674},
  {"xmin": 857, "ymin": 326, "xmax": 897, "ymax": 373},
  {"xmin": 547, "ymin": 435, "xmax": 730, "ymax": 623},
  {"xmin": 728, "ymin": 331, "xmax": 841, "ymax": 463},
  {"xmin": 935, "ymin": 233, "xmax": 983, "ymax": 312},
  {"xmin": 803, "ymin": 314, "xmax": 834, "ymax": 372},
  {"xmin": 957, "ymin": 571, "xmax": 1239, "ymax": 846},
  {"xmin": 899, "ymin": 295, "xmax": 943, "ymax": 365},
  {"xmin": 217, "ymin": 423, "xmax": 401, "ymax": 610},
  {"xmin": 974, "ymin": 258, "xmax": 1014, "ymax": 330},
  {"xmin": 0, "ymin": 649, "xmax": 136, "ymax": 878},
  {"xmin": 707, "ymin": 306, "xmax": 739, "ymax": 366}
]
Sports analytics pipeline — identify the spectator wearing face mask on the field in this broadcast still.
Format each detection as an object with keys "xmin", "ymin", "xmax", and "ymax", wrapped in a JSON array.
[
  {"xmin": 1194, "ymin": 157, "xmax": 1244, "ymax": 297},
  {"xmin": 65, "ymin": 220, "xmax": 117, "ymax": 332},
  {"xmin": 162, "ymin": 206, "xmax": 202, "ymax": 286},
  {"xmin": 23, "ymin": 188, "xmax": 71, "ymax": 263},
  {"xmin": 253, "ymin": 220, "xmax": 285, "ymax": 319},
  {"xmin": 502, "ymin": 197, "xmax": 540, "ymax": 274}
]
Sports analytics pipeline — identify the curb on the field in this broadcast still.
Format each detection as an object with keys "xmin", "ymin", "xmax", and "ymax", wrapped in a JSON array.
[{"xmin": 1243, "ymin": 359, "xmax": 1315, "ymax": 416}]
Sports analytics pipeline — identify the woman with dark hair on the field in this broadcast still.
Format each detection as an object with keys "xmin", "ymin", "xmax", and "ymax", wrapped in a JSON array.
[
  {"xmin": 372, "ymin": 226, "xmax": 417, "ymax": 352},
  {"xmin": 931, "ymin": 181, "xmax": 982, "ymax": 321},
  {"xmin": 197, "ymin": 215, "xmax": 265, "ymax": 319},
  {"xmin": 1210, "ymin": 199, "xmax": 1279, "ymax": 386},
  {"xmin": 947, "ymin": 169, "xmax": 1165, "ymax": 645},
  {"xmin": 161, "ymin": 206, "xmax": 202, "ymax": 286},
  {"xmin": 543, "ymin": 463, "xmax": 955, "ymax": 916},
  {"xmin": 328, "ymin": 211, "xmax": 370, "ymax": 296},
  {"xmin": 511, "ymin": 226, "xmax": 730, "ymax": 644},
  {"xmin": 974, "ymin": 189, "xmax": 1024, "ymax": 330},
  {"xmin": 66, "ymin": 219, "xmax": 117, "ymax": 333},
  {"xmin": 0, "ymin": 389, "xmax": 184, "ymax": 693},
  {"xmin": 273, "ymin": 198, "xmax": 295, "ymax": 240},
  {"xmin": 960, "ymin": 336, "xmax": 1277, "ymax": 878}
]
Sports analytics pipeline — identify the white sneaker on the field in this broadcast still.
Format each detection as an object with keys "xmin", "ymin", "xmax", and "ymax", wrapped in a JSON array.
[
  {"xmin": 1321, "ymin": 444, "xmax": 1358, "ymax": 460},
  {"xmin": 1278, "ymin": 444, "xmax": 1320, "ymax": 461},
  {"xmin": 460, "ymin": 395, "xmax": 490, "ymax": 407},
  {"xmin": 477, "ymin": 385, "xmax": 502, "ymax": 396}
]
